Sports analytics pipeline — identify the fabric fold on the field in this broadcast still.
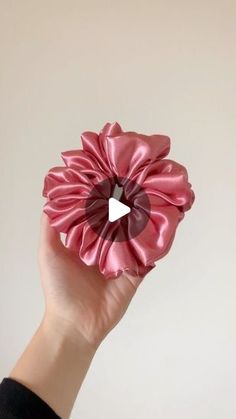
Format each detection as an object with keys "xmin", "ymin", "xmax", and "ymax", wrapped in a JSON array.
[{"xmin": 42, "ymin": 122, "xmax": 195, "ymax": 279}]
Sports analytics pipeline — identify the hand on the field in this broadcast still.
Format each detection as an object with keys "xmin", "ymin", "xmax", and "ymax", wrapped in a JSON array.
[
  {"xmin": 38, "ymin": 212, "xmax": 143, "ymax": 349},
  {"xmin": 9, "ymin": 213, "xmax": 143, "ymax": 418}
]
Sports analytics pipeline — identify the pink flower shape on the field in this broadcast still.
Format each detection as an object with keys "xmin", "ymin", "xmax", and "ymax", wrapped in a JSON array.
[{"xmin": 42, "ymin": 122, "xmax": 195, "ymax": 279}]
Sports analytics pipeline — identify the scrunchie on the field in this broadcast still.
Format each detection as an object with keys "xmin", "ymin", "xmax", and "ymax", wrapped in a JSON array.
[{"xmin": 42, "ymin": 122, "xmax": 195, "ymax": 279}]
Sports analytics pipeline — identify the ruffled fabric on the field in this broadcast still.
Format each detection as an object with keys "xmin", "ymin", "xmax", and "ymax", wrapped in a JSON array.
[{"xmin": 42, "ymin": 122, "xmax": 195, "ymax": 279}]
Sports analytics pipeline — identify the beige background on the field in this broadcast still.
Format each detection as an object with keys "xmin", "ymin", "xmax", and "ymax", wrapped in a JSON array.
[{"xmin": 0, "ymin": 1, "xmax": 236, "ymax": 418}]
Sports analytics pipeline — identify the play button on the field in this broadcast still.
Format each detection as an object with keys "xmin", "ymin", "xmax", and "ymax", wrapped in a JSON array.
[
  {"xmin": 108, "ymin": 197, "xmax": 131, "ymax": 222},
  {"xmin": 85, "ymin": 176, "xmax": 151, "ymax": 242}
]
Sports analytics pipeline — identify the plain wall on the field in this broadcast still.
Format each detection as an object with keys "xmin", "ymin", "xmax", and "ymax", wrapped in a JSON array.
[{"xmin": 0, "ymin": 1, "xmax": 236, "ymax": 418}]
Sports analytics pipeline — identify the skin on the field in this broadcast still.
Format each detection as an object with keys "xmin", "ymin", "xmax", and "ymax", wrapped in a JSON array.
[{"xmin": 10, "ymin": 213, "xmax": 143, "ymax": 418}]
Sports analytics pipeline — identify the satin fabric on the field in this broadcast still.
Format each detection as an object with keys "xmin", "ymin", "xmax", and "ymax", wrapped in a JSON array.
[{"xmin": 42, "ymin": 122, "xmax": 195, "ymax": 279}]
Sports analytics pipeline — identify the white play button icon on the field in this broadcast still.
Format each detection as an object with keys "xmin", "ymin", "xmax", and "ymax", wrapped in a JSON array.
[{"xmin": 108, "ymin": 197, "xmax": 131, "ymax": 222}]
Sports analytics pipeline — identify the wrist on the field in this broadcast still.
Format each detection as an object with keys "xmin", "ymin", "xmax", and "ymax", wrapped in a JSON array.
[
  {"xmin": 10, "ymin": 311, "xmax": 98, "ymax": 419},
  {"xmin": 41, "ymin": 311, "xmax": 99, "ymax": 356}
]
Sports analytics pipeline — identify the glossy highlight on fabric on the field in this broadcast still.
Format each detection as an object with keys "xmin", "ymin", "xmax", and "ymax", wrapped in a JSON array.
[{"xmin": 42, "ymin": 122, "xmax": 195, "ymax": 279}]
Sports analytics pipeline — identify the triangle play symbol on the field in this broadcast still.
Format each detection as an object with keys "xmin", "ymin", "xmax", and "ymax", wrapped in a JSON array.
[{"xmin": 108, "ymin": 197, "xmax": 131, "ymax": 222}]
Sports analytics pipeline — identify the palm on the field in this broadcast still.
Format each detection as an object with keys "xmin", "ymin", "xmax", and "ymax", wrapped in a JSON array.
[{"xmin": 39, "ymin": 213, "xmax": 141, "ymax": 346}]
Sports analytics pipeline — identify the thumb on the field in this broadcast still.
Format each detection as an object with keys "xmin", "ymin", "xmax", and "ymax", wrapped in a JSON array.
[{"xmin": 39, "ymin": 211, "xmax": 63, "ymax": 255}]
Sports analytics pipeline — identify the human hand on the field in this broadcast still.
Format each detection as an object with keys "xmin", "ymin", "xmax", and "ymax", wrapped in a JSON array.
[
  {"xmin": 38, "ymin": 212, "xmax": 143, "ymax": 349},
  {"xmin": 8, "ymin": 213, "xmax": 143, "ymax": 418}
]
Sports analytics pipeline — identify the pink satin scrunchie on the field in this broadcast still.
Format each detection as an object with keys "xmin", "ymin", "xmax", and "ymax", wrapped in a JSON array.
[{"xmin": 42, "ymin": 122, "xmax": 195, "ymax": 279}]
